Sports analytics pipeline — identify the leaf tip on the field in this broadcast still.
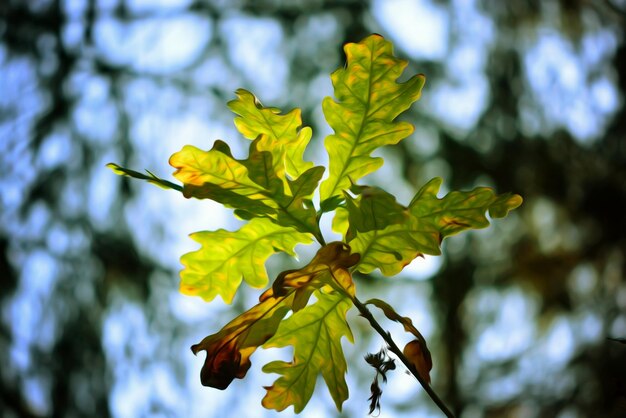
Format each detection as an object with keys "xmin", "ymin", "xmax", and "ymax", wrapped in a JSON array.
[
  {"xmin": 490, "ymin": 193, "xmax": 524, "ymax": 218},
  {"xmin": 106, "ymin": 162, "xmax": 124, "ymax": 175}
]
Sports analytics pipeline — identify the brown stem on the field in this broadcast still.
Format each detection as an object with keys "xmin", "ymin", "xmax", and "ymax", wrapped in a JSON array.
[{"xmin": 350, "ymin": 295, "xmax": 456, "ymax": 418}]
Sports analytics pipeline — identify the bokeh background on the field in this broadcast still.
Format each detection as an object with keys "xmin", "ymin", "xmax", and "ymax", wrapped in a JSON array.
[{"xmin": 1, "ymin": 0, "xmax": 625, "ymax": 417}]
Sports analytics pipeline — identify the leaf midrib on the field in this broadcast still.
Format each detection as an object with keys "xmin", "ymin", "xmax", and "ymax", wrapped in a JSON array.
[
  {"xmin": 187, "ymin": 226, "xmax": 300, "ymax": 284},
  {"xmin": 267, "ymin": 293, "xmax": 346, "ymax": 403},
  {"xmin": 324, "ymin": 44, "xmax": 376, "ymax": 200}
]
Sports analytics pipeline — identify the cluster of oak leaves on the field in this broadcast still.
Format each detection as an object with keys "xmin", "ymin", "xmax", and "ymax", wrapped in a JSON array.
[{"xmin": 110, "ymin": 35, "xmax": 522, "ymax": 414}]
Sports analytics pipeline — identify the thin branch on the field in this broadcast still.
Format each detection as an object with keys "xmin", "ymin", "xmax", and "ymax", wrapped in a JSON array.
[{"xmin": 350, "ymin": 295, "xmax": 456, "ymax": 418}]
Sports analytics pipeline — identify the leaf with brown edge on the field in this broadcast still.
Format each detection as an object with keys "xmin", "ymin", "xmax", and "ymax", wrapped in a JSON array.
[
  {"xmin": 191, "ymin": 287, "xmax": 294, "ymax": 390},
  {"xmin": 272, "ymin": 241, "xmax": 359, "ymax": 311},
  {"xmin": 169, "ymin": 140, "xmax": 271, "ymax": 204},
  {"xmin": 191, "ymin": 242, "xmax": 359, "ymax": 392},
  {"xmin": 409, "ymin": 177, "xmax": 523, "ymax": 237},
  {"xmin": 365, "ymin": 298, "xmax": 432, "ymax": 383}
]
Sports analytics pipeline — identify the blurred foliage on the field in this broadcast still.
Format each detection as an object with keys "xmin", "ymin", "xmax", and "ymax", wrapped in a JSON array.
[{"xmin": 1, "ymin": 0, "xmax": 625, "ymax": 417}]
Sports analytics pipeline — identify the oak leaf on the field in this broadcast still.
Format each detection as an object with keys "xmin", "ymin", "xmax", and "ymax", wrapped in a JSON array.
[
  {"xmin": 320, "ymin": 34, "xmax": 425, "ymax": 204},
  {"xmin": 179, "ymin": 218, "xmax": 312, "ymax": 304},
  {"xmin": 169, "ymin": 138, "xmax": 324, "ymax": 236},
  {"xmin": 351, "ymin": 177, "xmax": 523, "ymax": 275},
  {"xmin": 190, "ymin": 243, "xmax": 359, "ymax": 394},
  {"xmin": 262, "ymin": 289, "xmax": 354, "ymax": 413},
  {"xmin": 228, "ymin": 88, "xmax": 314, "ymax": 180}
]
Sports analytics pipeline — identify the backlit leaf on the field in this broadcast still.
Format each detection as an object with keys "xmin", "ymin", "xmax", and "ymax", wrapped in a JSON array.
[
  {"xmin": 408, "ymin": 177, "xmax": 523, "ymax": 236},
  {"xmin": 351, "ymin": 177, "xmax": 523, "ymax": 275},
  {"xmin": 344, "ymin": 185, "xmax": 408, "ymax": 241},
  {"xmin": 331, "ymin": 205, "xmax": 350, "ymax": 237},
  {"xmin": 169, "ymin": 140, "xmax": 270, "ymax": 204},
  {"xmin": 169, "ymin": 138, "xmax": 324, "ymax": 236},
  {"xmin": 191, "ymin": 286, "xmax": 294, "ymax": 390},
  {"xmin": 108, "ymin": 34, "xmax": 525, "ymax": 416},
  {"xmin": 348, "ymin": 218, "xmax": 440, "ymax": 276},
  {"xmin": 191, "ymin": 243, "xmax": 359, "ymax": 392},
  {"xmin": 319, "ymin": 34, "xmax": 425, "ymax": 204},
  {"xmin": 273, "ymin": 165, "xmax": 325, "ymax": 236},
  {"xmin": 262, "ymin": 289, "xmax": 354, "ymax": 413},
  {"xmin": 180, "ymin": 218, "xmax": 313, "ymax": 304},
  {"xmin": 238, "ymin": 138, "xmax": 324, "ymax": 235},
  {"xmin": 228, "ymin": 88, "xmax": 314, "ymax": 179}
]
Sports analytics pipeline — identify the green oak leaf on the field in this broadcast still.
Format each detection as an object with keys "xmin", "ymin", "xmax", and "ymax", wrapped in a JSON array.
[
  {"xmin": 240, "ymin": 138, "xmax": 324, "ymax": 235},
  {"xmin": 331, "ymin": 205, "xmax": 350, "ymax": 237},
  {"xmin": 262, "ymin": 289, "xmax": 354, "ymax": 413},
  {"xmin": 179, "ymin": 218, "xmax": 313, "ymax": 304},
  {"xmin": 348, "ymin": 217, "xmax": 440, "ymax": 276},
  {"xmin": 170, "ymin": 138, "xmax": 324, "ymax": 236},
  {"xmin": 319, "ymin": 34, "xmax": 425, "ymax": 204},
  {"xmin": 350, "ymin": 177, "xmax": 523, "ymax": 275},
  {"xmin": 408, "ymin": 177, "xmax": 523, "ymax": 235},
  {"xmin": 169, "ymin": 140, "xmax": 270, "ymax": 204},
  {"xmin": 228, "ymin": 88, "xmax": 314, "ymax": 180},
  {"xmin": 344, "ymin": 185, "xmax": 408, "ymax": 241},
  {"xmin": 274, "ymin": 165, "xmax": 325, "ymax": 234}
]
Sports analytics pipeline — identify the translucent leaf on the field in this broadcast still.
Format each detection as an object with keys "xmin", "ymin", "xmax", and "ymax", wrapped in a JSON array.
[
  {"xmin": 274, "ymin": 165, "xmax": 325, "ymax": 235},
  {"xmin": 344, "ymin": 185, "xmax": 408, "ymax": 241},
  {"xmin": 262, "ymin": 289, "xmax": 354, "ymax": 413},
  {"xmin": 169, "ymin": 138, "xmax": 324, "ymax": 236},
  {"xmin": 190, "ymin": 243, "xmax": 359, "ymax": 393},
  {"xmin": 228, "ymin": 89, "xmax": 314, "ymax": 179},
  {"xmin": 319, "ymin": 34, "xmax": 425, "ymax": 204},
  {"xmin": 351, "ymin": 177, "xmax": 523, "ymax": 275},
  {"xmin": 347, "ymin": 216, "xmax": 440, "ymax": 276},
  {"xmin": 331, "ymin": 206, "xmax": 350, "ymax": 237},
  {"xmin": 169, "ymin": 140, "xmax": 270, "ymax": 203},
  {"xmin": 180, "ymin": 218, "xmax": 313, "ymax": 304},
  {"xmin": 191, "ymin": 287, "xmax": 294, "ymax": 390}
]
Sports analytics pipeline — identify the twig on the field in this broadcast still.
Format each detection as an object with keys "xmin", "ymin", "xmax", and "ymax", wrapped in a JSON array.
[{"xmin": 350, "ymin": 295, "xmax": 456, "ymax": 418}]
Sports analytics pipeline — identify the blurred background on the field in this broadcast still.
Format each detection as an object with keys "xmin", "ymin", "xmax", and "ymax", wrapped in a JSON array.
[{"xmin": 1, "ymin": 0, "xmax": 625, "ymax": 417}]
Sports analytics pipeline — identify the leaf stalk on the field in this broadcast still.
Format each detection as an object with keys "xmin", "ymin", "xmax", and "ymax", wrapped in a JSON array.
[{"xmin": 349, "ymin": 294, "xmax": 456, "ymax": 418}]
